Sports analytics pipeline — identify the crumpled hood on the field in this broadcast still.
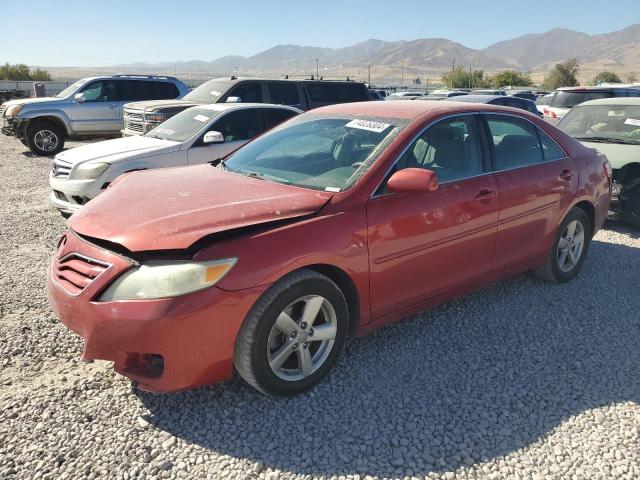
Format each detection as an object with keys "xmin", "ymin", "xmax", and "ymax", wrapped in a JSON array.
[
  {"xmin": 55, "ymin": 136, "xmax": 180, "ymax": 165},
  {"xmin": 580, "ymin": 141, "xmax": 640, "ymax": 170},
  {"xmin": 124, "ymin": 99, "xmax": 202, "ymax": 112},
  {"xmin": 68, "ymin": 165, "xmax": 333, "ymax": 252}
]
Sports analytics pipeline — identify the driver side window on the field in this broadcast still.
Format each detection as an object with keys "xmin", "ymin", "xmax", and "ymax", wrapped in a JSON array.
[
  {"xmin": 393, "ymin": 115, "xmax": 484, "ymax": 183},
  {"xmin": 81, "ymin": 81, "xmax": 116, "ymax": 102}
]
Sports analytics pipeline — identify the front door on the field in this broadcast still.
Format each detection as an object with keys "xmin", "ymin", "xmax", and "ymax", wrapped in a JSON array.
[
  {"xmin": 367, "ymin": 114, "xmax": 499, "ymax": 321},
  {"xmin": 187, "ymin": 109, "xmax": 262, "ymax": 165},
  {"xmin": 484, "ymin": 114, "xmax": 579, "ymax": 272},
  {"xmin": 70, "ymin": 80, "xmax": 123, "ymax": 133}
]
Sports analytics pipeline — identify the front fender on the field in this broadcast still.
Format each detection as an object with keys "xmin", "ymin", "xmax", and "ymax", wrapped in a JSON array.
[{"xmin": 17, "ymin": 109, "xmax": 71, "ymax": 134}]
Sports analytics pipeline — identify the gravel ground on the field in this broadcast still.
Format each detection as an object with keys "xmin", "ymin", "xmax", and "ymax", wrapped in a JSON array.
[{"xmin": 0, "ymin": 133, "xmax": 639, "ymax": 480}]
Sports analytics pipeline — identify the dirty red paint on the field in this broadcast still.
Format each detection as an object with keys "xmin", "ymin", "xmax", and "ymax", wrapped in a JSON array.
[{"xmin": 48, "ymin": 101, "xmax": 611, "ymax": 392}]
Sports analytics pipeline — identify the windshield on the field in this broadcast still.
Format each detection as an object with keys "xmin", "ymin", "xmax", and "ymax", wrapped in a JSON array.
[
  {"xmin": 183, "ymin": 80, "xmax": 232, "ymax": 103},
  {"xmin": 558, "ymin": 104, "xmax": 640, "ymax": 144},
  {"xmin": 146, "ymin": 107, "xmax": 221, "ymax": 142},
  {"xmin": 550, "ymin": 91, "xmax": 615, "ymax": 108},
  {"xmin": 224, "ymin": 116, "xmax": 401, "ymax": 191},
  {"xmin": 55, "ymin": 78, "xmax": 90, "ymax": 98}
]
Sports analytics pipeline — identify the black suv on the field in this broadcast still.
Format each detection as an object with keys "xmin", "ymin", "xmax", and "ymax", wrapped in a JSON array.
[{"xmin": 122, "ymin": 77, "xmax": 373, "ymax": 135}]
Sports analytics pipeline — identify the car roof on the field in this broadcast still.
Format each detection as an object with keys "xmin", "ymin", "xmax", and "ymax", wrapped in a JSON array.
[
  {"xmin": 557, "ymin": 86, "xmax": 639, "ymax": 92},
  {"xmin": 206, "ymin": 76, "xmax": 363, "ymax": 85},
  {"xmin": 186, "ymin": 103, "xmax": 302, "ymax": 113},
  {"xmin": 573, "ymin": 97, "xmax": 640, "ymax": 107},
  {"xmin": 312, "ymin": 100, "xmax": 534, "ymax": 120},
  {"xmin": 449, "ymin": 95, "xmax": 504, "ymax": 103}
]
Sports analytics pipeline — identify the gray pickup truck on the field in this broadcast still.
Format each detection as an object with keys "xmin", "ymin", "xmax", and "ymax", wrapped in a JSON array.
[
  {"xmin": 122, "ymin": 77, "xmax": 373, "ymax": 135},
  {"xmin": 1, "ymin": 74, "xmax": 188, "ymax": 155}
]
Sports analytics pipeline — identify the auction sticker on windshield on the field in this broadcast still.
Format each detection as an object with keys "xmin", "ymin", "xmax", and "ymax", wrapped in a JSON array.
[
  {"xmin": 345, "ymin": 119, "xmax": 391, "ymax": 133},
  {"xmin": 194, "ymin": 115, "xmax": 209, "ymax": 122},
  {"xmin": 624, "ymin": 118, "xmax": 640, "ymax": 127}
]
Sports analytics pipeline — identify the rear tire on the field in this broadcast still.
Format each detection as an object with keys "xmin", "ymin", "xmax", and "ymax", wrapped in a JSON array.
[
  {"xmin": 234, "ymin": 269, "xmax": 349, "ymax": 397},
  {"xmin": 534, "ymin": 207, "xmax": 591, "ymax": 283},
  {"xmin": 25, "ymin": 121, "xmax": 64, "ymax": 156}
]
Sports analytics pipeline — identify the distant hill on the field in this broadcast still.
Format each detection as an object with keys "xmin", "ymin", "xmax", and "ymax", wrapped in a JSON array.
[{"xmin": 46, "ymin": 24, "xmax": 640, "ymax": 85}]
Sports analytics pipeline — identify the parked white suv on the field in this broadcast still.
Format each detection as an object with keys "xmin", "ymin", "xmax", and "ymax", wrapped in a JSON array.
[
  {"xmin": 1, "ymin": 74, "xmax": 188, "ymax": 156},
  {"xmin": 49, "ymin": 103, "xmax": 300, "ymax": 215}
]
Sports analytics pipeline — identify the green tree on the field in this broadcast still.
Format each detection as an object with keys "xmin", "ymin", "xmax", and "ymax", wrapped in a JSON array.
[
  {"xmin": 543, "ymin": 58, "xmax": 579, "ymax": 90},
  {"xmin": 0, "ymin": 63, "xmax": 52, "ymax": 81},
  {"xmin": 441, "ymin": 67, "xmax": 492, "ymax": 89},
  {"xmin": 592, "ymin": 71, "xmax": 621, "ymax": 85},
  {"xmin": 31, "ymin": 68, "xmax": 52, "ymax": 81},
  {"xmin": 492, "ymin": 70, "xmax": 532, "ymax": 88}
]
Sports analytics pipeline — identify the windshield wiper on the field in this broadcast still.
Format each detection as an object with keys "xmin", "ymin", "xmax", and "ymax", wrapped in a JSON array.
[{"xmin": 574, "ymin": 135, "xmax": 640, "ymax": 145}]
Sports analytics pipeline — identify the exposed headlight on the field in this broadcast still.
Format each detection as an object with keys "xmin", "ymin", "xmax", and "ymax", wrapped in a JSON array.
[
  {"xmin": 69, "ymin": 162, "xmax": 110, "ymax": 180},
  {"xmin": 145, "ymin": 113, "xmax": 164, "ymax": 122},
  {"xmin": 99, "ymin": 258, "xmax": 237, "ymax": 301},
  {"xmin": 4, "ymin": 104, "xmax": 23, "ymax": 117}
]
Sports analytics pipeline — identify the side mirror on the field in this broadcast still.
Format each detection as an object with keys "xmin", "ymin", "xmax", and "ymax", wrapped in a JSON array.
[
  {"xmin": 387, "ymin": 168, "xmax": 438, "ymax": 194},
  {"xmin": 225, "ymin": 96, "xmax": 241, "ymax": 103},
  {"xmin": 74, "ymin": 93, "xmax": 86, "ymax": 103},
  {"xmin": 203, "ymin": 131, "xmax": 225, "ymax": 144}
]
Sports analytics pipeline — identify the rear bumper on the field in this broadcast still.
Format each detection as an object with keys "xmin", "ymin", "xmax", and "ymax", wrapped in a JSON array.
[{"xmin": 46, "ymin": 231, "xmax": 267, "ymax": 392}]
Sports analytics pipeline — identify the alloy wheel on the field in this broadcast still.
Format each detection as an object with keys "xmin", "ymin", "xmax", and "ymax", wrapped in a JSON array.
[
  {"xmin": 556, "ymin": 219, "xmax": 585, "ymax": 273},
  {"xmin": 33, "ymin": 129, "xmax": 59, "ymax": 152},
  {"xmin": 267, "ymin": 295, "xmax": 338, "ymax": 381}
]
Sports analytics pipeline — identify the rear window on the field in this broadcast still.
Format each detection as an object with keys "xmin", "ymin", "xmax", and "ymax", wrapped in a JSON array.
[
  {"xmin": 116, "ymin": 80, "xmax": 180, "ymax": 101},
  {"xmin": 306, "ymin": 83, "xmax": 369, "ymax": 104},
  {"xmin": 550, "ymin": 91, "xmax": 616, "ymax": 108}
]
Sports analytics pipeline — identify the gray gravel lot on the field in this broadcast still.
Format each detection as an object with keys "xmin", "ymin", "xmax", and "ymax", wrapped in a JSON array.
[{"xmin": 0, "ymin": 134, "xmax": 639, "ymax": 480}]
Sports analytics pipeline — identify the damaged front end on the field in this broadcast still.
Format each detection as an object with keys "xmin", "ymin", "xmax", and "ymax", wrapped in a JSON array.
[{"xmin": 610, "ymin": 165, "xmax": 640, "ymax": 226}]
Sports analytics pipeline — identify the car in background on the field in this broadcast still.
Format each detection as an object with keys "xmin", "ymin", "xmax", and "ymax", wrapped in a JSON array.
[
  {"xmin": 512, "ymin": 91, "xmax": 537, "ymax": 102},
  {"xmin": 470, "ymin": 89, "xmax": 506, "ymax": 96},
  {"xmin": 449, "ymin": 95, "xmax": 542, "ymax": 116},
  {"xmin": 47, "ymin": 100, "xmax": 610, "ymax": 396},
  {"xmin": 369, "ymin": 90, "xmax": 385, "ymax": 100},
  {"xmin": 386, "ymin": 91, "xmax": 425, "ymax": 100},
  {"xmin": 1, "ymin": 75, "xmax": 188, "ymax": 156},
  {"xmin": 543, "ymin": 86, "xmax": 640, "ymax": 121},
  {"xmin": 536, "ymin": 93, "xmax": 554, "ymax": 114},
  {"xmin": 122, "ymin": 77, "xmax": 373, "ymax": 135},
  {"xmin": 49, "ymin": 104, "xmax": 300, "ymax": 215},
  {"xmin": 372, "ymin": 89, "xmax": 387, "ymax": 99},
  {"xmin": 557, "ymin": 97, "xmax": 640, "ymax": 226},
  {"xmin": 421, "ymin": 89, "xmax": 469, "ymax": 99}
]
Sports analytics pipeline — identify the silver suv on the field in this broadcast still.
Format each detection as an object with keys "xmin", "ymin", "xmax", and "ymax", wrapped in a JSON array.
[{"xmin": 1, "ymin": 74, "xmax": 188, "ymax": 155}]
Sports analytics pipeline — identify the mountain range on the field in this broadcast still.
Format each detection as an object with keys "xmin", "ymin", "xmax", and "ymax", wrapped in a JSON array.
[{"xmin": 49, "ymin": 24, "xmax": 640, "ymax": 84}]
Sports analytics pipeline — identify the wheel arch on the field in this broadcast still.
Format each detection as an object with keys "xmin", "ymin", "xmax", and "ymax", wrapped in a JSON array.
[
  {"xmin": 572, "ymin": 200, "xmax": 596, "ymax": 237},
  {"xmin": 300, "ymin": 264, "xmax": 361, "ymax": 335},
  {"xmin": 28, "ymin": 115, "xmax": 69, "ymax": 137}
]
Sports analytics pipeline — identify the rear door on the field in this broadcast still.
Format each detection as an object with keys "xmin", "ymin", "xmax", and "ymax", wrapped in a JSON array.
[
  {"xmin": 485, "ymin": 114, "xmax": 578, "ymax": 273},
  {"xmin": 366, "ymin": 114, "xmax": 499, "ymax": 321},
  {"xmin": 266, "ymin": 82, "xmax": 305, "ymax": 110},
  {"xmin": 187, "ymin": 108, "xmax": 261, "ymax": 165}
]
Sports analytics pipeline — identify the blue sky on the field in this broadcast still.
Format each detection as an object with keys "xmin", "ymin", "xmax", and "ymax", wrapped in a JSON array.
[{"xmin": 2, "ymin": 0, "xmax": 639, "ymax": 67}]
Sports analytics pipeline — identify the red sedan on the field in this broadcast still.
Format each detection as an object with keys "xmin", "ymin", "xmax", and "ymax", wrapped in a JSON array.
[{"xmin": 47, "ymin": 101, "xmax": 611, "ymax": 396}]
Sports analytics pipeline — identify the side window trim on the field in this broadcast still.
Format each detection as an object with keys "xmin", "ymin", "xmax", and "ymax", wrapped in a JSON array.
[
  {"xmin": 371, "ymin": 112, "xmax": 490, "ymax": 198},
  {"xmin": 481, "ymin": 112, "xmax": 569, "ymax": 173}
]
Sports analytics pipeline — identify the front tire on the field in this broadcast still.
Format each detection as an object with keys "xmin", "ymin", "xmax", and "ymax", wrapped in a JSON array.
[
  {"xmin": 25, "ymin": 121, "xmax": 64, "ymax": 156},
  {"xmin": 534, "ymin": 207, "xmax": 591, "ymax": 283},
  {"xmin": 234, "ymin": 269, "xmax": 349, "ymax": 396}
]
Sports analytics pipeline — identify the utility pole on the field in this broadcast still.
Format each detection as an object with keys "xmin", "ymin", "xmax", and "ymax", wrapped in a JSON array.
[
  {"xmin": 368, "ymin": 64, "xmax": 371, "ymax": 85},
  {"xmin": 234, "ymin": 66, "xmax": 239, "ymax": 77},
  {"xmin": 400, "ymin": 61, "xmax": 404, "ymax": 87},
  {"xmin": 469, "ymin": 65, "xmax": 472, "ymax": 89},
  {"xmin": 315, "ymin": 59, "xmax": 319, "ymax": 79}
]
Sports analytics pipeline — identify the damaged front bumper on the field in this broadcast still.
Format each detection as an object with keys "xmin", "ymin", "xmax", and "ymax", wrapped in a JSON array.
[
  {"xmin": 608, "ymin": 179, "xmax": 640, "ymax": 225},
  {"xmin": 1, "ymin": 117, "xmax": 27, "ymax": 138}
]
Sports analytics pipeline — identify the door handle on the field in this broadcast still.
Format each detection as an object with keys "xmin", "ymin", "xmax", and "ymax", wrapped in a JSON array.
[
  {"xmin": 475, "ymin": 189, "xmax": 497, "ymax": 201},
  {"xmin": 108, "ymin": 104, "xmax": 117, "ymax": 108},
  {"xmin": 560, "ymin": 169, "xmax": 573, "ymax": 181}
]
